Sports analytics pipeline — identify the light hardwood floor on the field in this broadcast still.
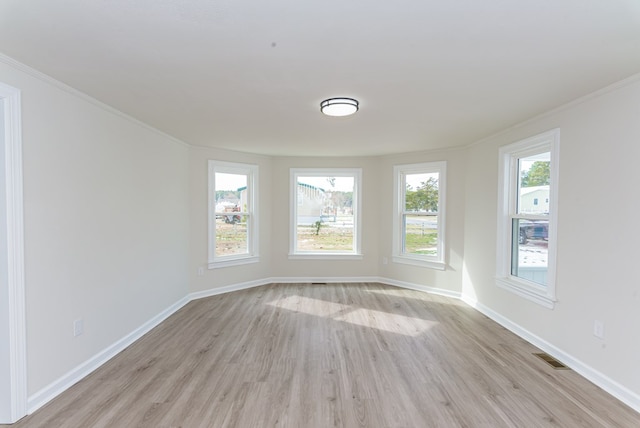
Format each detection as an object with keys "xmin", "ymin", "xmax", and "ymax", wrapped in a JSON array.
[{"xmin": 7, "ymin": 283, "xmax": 639, "ymax": 427}]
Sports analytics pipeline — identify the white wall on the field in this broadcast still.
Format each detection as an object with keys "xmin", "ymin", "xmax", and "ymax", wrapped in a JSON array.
[
  {"xmin": 463, "ymin": 77, "xmax": 640, "ymax": 402},
  {"xmin": 0, "ymin": 60, "xmax": 190, "ymax": 396}
]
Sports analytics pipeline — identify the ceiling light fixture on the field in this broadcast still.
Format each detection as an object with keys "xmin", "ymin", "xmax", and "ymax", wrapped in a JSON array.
[{"xmin": 320, "ymin": 97, "xmax": 359, "ymax": 117}]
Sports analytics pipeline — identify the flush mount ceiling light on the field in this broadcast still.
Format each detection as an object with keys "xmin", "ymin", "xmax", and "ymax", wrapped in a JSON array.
[{"xmin": 320, "ymin": 97, "xmax": 359, "ymax": 117}]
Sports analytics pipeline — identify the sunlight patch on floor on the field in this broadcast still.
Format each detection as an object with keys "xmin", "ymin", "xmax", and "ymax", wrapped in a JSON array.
[{"xmin": 268, "ymin": 295, "xmax": 438, "ymax": 337}]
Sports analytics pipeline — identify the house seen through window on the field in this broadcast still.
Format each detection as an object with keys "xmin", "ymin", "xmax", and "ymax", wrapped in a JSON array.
[{"xmin": 513, "ymin": 153, "xmax": 551, "ymax": 285}]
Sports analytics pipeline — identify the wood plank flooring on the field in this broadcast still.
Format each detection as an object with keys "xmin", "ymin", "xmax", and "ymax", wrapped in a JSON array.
[{"xmin": 7, "ymin": 283, "xmax": 639, "ymax": 427}]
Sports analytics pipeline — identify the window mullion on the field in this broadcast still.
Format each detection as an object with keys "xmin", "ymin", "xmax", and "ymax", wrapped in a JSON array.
[
  {"xmin": 208, "ymin": 161, "xmax": 258, "ymax": 268},
  {"xmin": 393, "ymin": 162, "xmax": 446, "ymax": 268},
  {"xmin": 496, "ymin": 129, "xmax": 558, "ymax": 308},
  {"xmin": 290, "ymin": 168, "xmax": 361, "ymax": 256}
]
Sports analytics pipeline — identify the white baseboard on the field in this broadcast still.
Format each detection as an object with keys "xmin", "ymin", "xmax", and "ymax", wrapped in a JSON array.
[
  {"xmin": 378, "ymin": 277, "xmax": 461, "ymax": 299},
  {"xmin": 461, "ymin": 294, "xmax": 640, "ymax": 414},
  {"xmin": 188, "ymin": 278, "xmax": 271, "ymax": 300},
  {"xmin": 27, "ymin": 296, "xmax": 190, "ymax": 414},
  {"xmin": 188, "ymin": 277, "xmax": 388, "ymax": 302},
  {"xmin": 188, "ymin": 277, "xmax": 460, "ymax": 301},
  {"xmin": 268, "ymin": 276, "xmax": 380, "ymax": 284}
]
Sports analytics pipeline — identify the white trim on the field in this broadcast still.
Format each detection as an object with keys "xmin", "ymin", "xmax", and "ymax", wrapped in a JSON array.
[
  {"xmin": 495, "ymin": 277, "xmax": 554, "ymax": 309},
  {"xmin": 496, "ymin": 129, "xmax": 559, "ymax": 308},
  {"xmin": 391, "ymin": 256, "xmax": 446, "ymax": 270},
  {"xmin": 378, "ymin": 277, "xmax": 461, "ymax": 299},
  {"xmin": 188, "ymin": 278, "xmax": 270, "ymax": 300},
  {"xmin": 27, "ymin": 296, "xmax": 190, "ymax": 414},
  {"xmin": 288, "ymin": 254, "xmax": 364, "ymax": 261},
  {"xmin": 208, "ymin": 256, "xmax": 259, "ymax": 269},
  {"xmin": 208, "ymin": 160, "xmax": 259, "ymax": 267},
  {"xmin": 461, "ymin": 295, "xmax": 640, "ymax": 414},
  {"xmin": 191, "ymin": 276, "xmax": 460, "ymax": 301},
  {"xmin": 268, "ymin": 276, "xmax": 380, "ymax": 284},
  {"xmin": 392, "ymin": 161, "xmax": 447, "ymax": 268},
  {"xmin": 0, "ymin": 81, "xmax": 27, "ymax": 424},
  {"xmin": 289, "ymin": 168, "xmax": 362, "ymax": 256}
]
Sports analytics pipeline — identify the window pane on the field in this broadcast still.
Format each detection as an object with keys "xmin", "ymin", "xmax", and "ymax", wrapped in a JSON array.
[
  {"xmin": 403, "ymin": 214, "xmax": 438, "ymax": 256},
  {"xmin": 518, "ymin": 153, "xmax": 550, "ymax": 215},
  {"xmin": 215, "ymin": 172, "xmax": 248, "ymax": 257},
  {"xmin": 215, "ymin": 215, "xmax": 248, "ymax": 257},
  {"xmin": 513, "ymin": 151, "xmax": 551, "ymax": 285},
  {"xmin": 296, "ymin": 176, "xmax": 354, "ymax": 252},
  {"xmin": 405, "ymin": 172, "xmax": 439, "ymax": 213},
  {"xmin": 215, "ymin": 173, "xmax": 247, "ymax": 207},
  {"xmin": 393, "ymin": 162, "xmax": 446, "ymax": 266},
  {"xmin": 511, "ymin": 218, "xmax": 548, "ymax": 286}
]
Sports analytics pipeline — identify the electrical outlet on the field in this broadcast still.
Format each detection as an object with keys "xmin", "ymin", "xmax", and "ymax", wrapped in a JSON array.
[
  {"xmin": 73, "ymin": 319, "xmax": 84, "ymax": 337},
  {"xmin": 593, "ymin": 320, "xmax": 604, "ymax": 339},
  {"xmin": 382, "ymin": 257, "xmax": 388, "ymax": 265},
  {"xmin": 198, "ymin": 267, "xmax": 204, "ymax": 276}
]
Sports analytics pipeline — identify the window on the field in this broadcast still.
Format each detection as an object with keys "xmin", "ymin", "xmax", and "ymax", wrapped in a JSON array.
[
  {"xmin": 289, "ymin": 168, "xmax": 362, "ymax": 258},
  {"xmin": 393, "ymin": 162, "xmax": 446, "ymax": 269},
  {"xmin": 208, "ymin": 161, "xmax": 258, "ymax": 268},
  {"xmin": 496, "ymin": 129, "xmax": 559, "ymax": 308}
]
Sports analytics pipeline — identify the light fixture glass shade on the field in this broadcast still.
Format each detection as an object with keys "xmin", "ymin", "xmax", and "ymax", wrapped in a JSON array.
[{"xmin": 320, "ymin": 97, "xmax": 359, "ymax": 117}]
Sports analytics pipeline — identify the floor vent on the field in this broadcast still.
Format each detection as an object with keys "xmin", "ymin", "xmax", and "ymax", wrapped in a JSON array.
[
  {"xmin": 311, "ymin": 282, "xmax": 327, "ymax": 285},
  {"xmin": 534, "ymin": 353, "xmax": 570, "ymax": 370}
]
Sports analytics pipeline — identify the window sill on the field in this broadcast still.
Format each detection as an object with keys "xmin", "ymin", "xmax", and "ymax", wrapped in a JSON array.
[
  {"xmin": 208, "ymin": 255, "xmax": 259, "ymax": 269},
  {"xmin": 392, "ymin": 256, "xmax": 445, "ymax": 270},
  {"xmin": 495, "ymin": 277, "xmax": 556, "ymax": 309},
  {"xmin": 288, "ymin": 253, "xmax": 363, "ymax": 261}
]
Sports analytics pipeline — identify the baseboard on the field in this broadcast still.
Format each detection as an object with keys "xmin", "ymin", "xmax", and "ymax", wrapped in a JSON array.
[
  {"xmin": 378, "ymin": 277, "xmax": 461, "ymax": 299},
  {"xmin": 268, "ymin": 276, "xmax": 380, "ymax": 284},
  {"xmin": 461, "ymin": 294, "xmax": 640, "ymax": 414},
  {"xmin": 188, "ymin": 276, "xmax": 403, "ymax": 300},
  {"xmin": 239, "ymin": 276, "xmax": 461, "ymax": 301},
  {"xmin": 188, "ymin": 278, "xmax": 271, "ymax": 300},
  {"xmin": 27, "ymin": 295, "xmax": 191, "ymax": 414},
  {"xmin": 192, "ymin": 276, "xmax": 460, "ymax": 301}
]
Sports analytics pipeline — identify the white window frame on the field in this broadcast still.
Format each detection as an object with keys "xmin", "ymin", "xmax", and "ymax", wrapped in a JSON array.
[
  {"xmin": 496, "ymin": 129, "xmax": 559, "ymax": 308},
  {"xmin": 208, "ymin": 160, "xmax": 259, "ymax": 268},
  {"xmin": 392, "ymin": 161, "xmax": 446, "ymax": 270},
  {"xmin": 289, "ymin": 168, "xmax": 362, "ymax": 259}
]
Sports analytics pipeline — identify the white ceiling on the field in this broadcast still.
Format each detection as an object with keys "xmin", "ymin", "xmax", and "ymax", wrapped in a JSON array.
[{"xmin": 1, "ymin": 1, "xmax": 639, "ymax": 157}]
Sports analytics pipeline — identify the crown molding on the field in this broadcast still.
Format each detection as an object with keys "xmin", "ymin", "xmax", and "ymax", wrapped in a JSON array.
[
  {"xmin": 0, "ymin": 52, "xmax": 190, "ymax": 149},
  {"xmin": 466, "ymin": 72, "xmax": 640, "ymax": 149}
]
